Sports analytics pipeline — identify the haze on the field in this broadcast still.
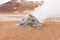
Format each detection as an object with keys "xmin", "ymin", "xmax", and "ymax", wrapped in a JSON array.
[
  {"xmin": 0, "ymin": 0, "xmax": 60, "ymax": 23},
  {"xmin": 31, "ymin": 0, "xmax": 60, "ymax": 23}
]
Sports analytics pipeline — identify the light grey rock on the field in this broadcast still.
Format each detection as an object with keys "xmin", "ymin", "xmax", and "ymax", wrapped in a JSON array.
[{"xmin": 18, "ymin": 14, "xmax": 44, "ymax": 27}]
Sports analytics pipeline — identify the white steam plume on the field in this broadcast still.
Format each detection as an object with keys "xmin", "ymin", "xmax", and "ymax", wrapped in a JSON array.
[{"xmin": 30, "ymin": 0, "xmax": 60, "ymax": 23}]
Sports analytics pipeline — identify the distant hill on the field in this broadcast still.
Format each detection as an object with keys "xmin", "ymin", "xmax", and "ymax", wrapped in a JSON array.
[
  {"xmin": 44, "ymin": 17, "xmax": 60, "ymax": 27},
  {"xmin": 45, "ymin": 17, "xmax": 60, "ymax": 23},
  {"xmin": 0, "ymin": 0, "xmax": 42, "ymax": 14}
]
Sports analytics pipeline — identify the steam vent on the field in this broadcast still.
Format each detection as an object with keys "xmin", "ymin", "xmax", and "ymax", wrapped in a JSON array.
[
  {"xmin": 0, "ymin": 0, "xmax": 43, "ymax": 14},
  {"xmin": 19, "ymin": 14, "xmax": 44, "ymax": 27}
]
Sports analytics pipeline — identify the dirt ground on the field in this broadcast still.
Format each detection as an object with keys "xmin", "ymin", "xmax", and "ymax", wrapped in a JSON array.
[{"xmin": 0, "ymin": 21, "xmax": 60, "ymax": 40}]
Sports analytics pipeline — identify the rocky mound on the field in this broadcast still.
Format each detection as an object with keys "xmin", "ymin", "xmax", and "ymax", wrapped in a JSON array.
[{"xmin": 18, "ymin": 14, "xmax": 44, "ymax": 27}]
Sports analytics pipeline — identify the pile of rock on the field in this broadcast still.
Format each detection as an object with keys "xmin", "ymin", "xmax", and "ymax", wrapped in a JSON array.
[{"xmin": 18, "ymin": 14, "xmax": 44, "ymax": 27}]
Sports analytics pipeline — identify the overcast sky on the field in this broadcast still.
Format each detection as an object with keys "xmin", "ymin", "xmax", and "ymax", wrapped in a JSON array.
[
  {"xmin": 0, "ymin": 0, "xmax": 43, "ymax": 5},
  {"xmin": 0, "ymin": 0, "xmax": 11, "ymax": 5}
]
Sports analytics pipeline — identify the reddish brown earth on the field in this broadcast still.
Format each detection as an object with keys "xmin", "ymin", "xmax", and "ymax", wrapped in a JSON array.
[{"xmin": 0, "ymin": 20, "xmax": 60, "ymax": 40}]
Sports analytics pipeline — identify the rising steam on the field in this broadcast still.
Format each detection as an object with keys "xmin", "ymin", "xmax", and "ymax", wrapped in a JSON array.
[{"xmin": 30, "ymin": 0, "xmax": 60, "ymax": 23}]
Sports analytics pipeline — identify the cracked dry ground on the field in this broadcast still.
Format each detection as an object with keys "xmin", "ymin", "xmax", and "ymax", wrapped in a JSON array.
[{"xmin": 0, "ymin": 21, "xmax": 60, "ymax": 40}]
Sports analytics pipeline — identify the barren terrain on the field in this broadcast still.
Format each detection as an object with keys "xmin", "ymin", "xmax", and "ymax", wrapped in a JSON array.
[{"xmin": 0, "ymin": 20, "xmax": 60, "ymax": 40}]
